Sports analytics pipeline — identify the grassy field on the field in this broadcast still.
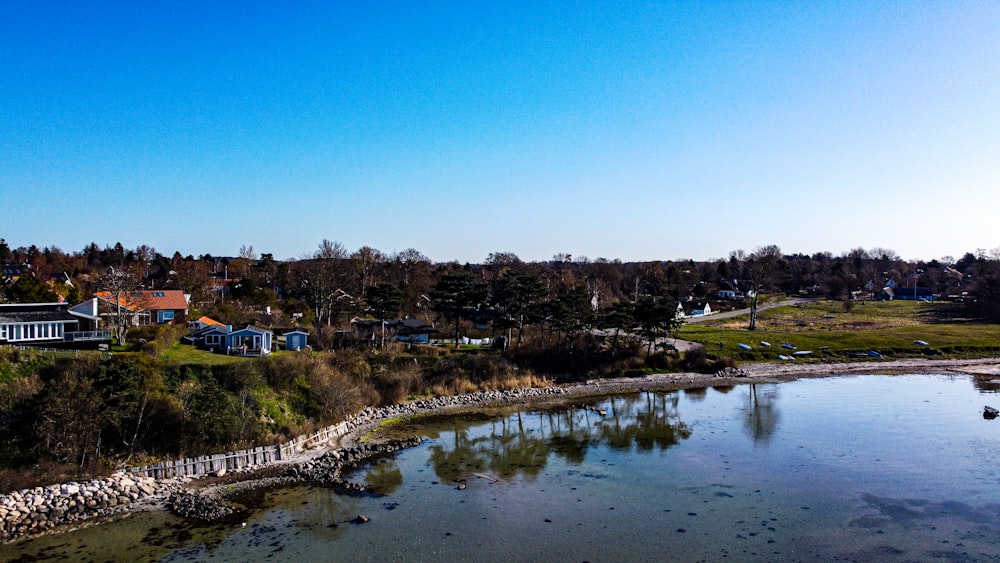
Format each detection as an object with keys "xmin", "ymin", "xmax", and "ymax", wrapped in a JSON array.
[
  {"xmin": 158, "ymin": 343, "xmax": 260, "ymax": 365},
  {"xmin": 677, "ymin": 299, "xmax": 1000, "ymax": 362}
]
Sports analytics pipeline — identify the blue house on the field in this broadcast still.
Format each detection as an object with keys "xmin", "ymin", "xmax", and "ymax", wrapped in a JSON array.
[
  {"xmin": 189, "ymin": 324, "xmax": 273, "ymax": 356},
  {"xmin": 283, "ymin": 329, "xmax": 309, "ymax": 351}
]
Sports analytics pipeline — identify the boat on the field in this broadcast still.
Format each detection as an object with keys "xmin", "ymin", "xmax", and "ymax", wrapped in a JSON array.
[
  {"xmin": 778, "ymin": 355, "xmax": 795, "ymax": 361},
  {"xmin": 792, "ymin": 350, "xmax": 812, "ymax": 356},
  {"xmin": 914, "ymin": 340, "xmax": 929, "ymax": 347},
  {"xmin": 985, "ymin": 406, "xmax": 999, "ymax": 419},
  {"xmin": 781, "ymin": 343, "xmax": 796, "ymax": 350},
  {"xmin": 760, "ymin": 341, "xmax": 771, "ymax": 347},
  {"xmin": 866, "ymin": 350, "xmax": 884, "ymax": 359},
  {"xmin": 738, "ymin": 343, "xmax": 752, "ymax": 351}
]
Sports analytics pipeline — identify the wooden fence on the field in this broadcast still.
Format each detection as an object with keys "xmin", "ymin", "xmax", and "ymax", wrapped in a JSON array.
[{"xmin": 128, "ymin": 420, "xmax": 355, "ymax": 479}]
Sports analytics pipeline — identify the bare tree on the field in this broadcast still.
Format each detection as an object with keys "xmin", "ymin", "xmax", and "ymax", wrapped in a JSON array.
[
  {"xmin": 745, "ymin": 245, "xmax": 782, "ymax": 331},
  {"xmin": 351, "ymin": 246, "xmax": 385, "ymax": 297},
  {"xmin": 298, "ymin": 240, "xmax": 349, "ymax": 326},
  {"xmin": 100, "ymin": 266, "xmax": 144, "ymax": 344}
]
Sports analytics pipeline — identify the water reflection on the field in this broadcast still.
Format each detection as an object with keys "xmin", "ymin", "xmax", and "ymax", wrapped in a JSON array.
[
  {"xmin": 599, "ymin": 392, "xmax": 692, "ymax": 452},
  {"xmin": 10, "ymin": 376, "xmax": 1000, "ymax": 562},
  {"xmin": 401, "ymin": 392, "xmax": 695, "ymax": 485},
  {"xmin": 364, "ymin": 458, "xmax": 403, "ymax": 494},
  {"xmin": 740, "ymin": 384, "xmax": 780, "ymax": 444},
  {"xmin": 972, "ymin": 375, "xmax": 1000, "ymax": 394}
]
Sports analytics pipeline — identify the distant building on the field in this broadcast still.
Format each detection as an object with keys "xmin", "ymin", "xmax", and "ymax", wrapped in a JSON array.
[{"xmin": 0, "ymin": 302, "xmax": 111, "ymax": 348}]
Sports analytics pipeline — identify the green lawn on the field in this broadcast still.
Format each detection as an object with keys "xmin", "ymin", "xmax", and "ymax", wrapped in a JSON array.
[
  {"xmin": 678, "ymin": 300, "xmax": 1000, "ymax": 361},
  {"xmin": 158, "ymin": 343, "xmax": 257, "ymax": 365}
]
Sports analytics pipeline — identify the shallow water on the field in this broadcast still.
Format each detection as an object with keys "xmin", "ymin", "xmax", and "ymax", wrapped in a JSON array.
[{"xmin": 5, "ymin": 374, "xmax": 1000, "ymax": 562}]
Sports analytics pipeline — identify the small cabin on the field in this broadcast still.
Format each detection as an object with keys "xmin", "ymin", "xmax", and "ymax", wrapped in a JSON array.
[{"xmin": 283, "ymin": 329, "xmax": 309, "ymax": 351}]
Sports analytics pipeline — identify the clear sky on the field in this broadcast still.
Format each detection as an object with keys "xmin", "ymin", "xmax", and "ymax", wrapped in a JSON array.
[{"xmin": 2, "ymin": 1, "xmax": 998, "ymax": 264}]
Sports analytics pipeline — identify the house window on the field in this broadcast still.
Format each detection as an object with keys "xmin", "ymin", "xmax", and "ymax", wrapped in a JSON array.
[
  {"xmin": 0, "ymin": 324, "xmax": 6, "ymax": 340},
  {"xmin": 206, "ymin": 334, "xmax": 221, "ymax": 346},
  {"xmin": 158, "ymin": 310, "xmax": 175, "ymax": 323}
]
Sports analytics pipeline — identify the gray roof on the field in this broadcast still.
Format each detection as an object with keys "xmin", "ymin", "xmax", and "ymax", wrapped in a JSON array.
[{"xmin": 0, "ymin": 303, "xmax": 77, "ymax": 324}]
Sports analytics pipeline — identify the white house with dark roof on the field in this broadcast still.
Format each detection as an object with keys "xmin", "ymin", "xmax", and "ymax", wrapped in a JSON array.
[{"xmin": 0, "ymin": 302, "xmax": 111, "ymax": 347}]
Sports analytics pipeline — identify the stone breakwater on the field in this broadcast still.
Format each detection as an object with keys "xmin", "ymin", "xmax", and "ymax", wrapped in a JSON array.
[
  {"xmin": 1, "ymin": 386, "xmax": 569, "ymax": 540},
  {"xmin": 0, "ymin": 472, "xmax": 177, "ymax": 542},
  {"xmin": 342, "ymin": 386, "xmax": 568, "ymax": 436},
  {"xmin": 168, "ymin": 437, "xmax": 425, "ymax": 521}
]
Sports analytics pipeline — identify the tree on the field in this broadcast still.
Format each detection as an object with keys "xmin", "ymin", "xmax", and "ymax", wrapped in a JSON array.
[
  {"xmin": 100, "ymin": 266, "xmax": 145, "ymax": 345},
  {"xmin": 547, "ymin": 286, "xmax": 593, "ymax": 351},
  {"xmin": 298, "ymin": 240, "xmax": 349, "ymax": 327},
  {"xmin": 6, "ymin": 274, "xmax": 58, "ymax": 303},
  {"xmin": 972, "ymin": 255, "xmax": 1000, "ymax": 321},
  {"xmin": 744, "ymin": 245, "xmax": 782, "ymax": 331},
  {"xmin": 169, "ymin": 255, "xmax": 213, "ymax": 303},
  {"xmin": 634, "ymin": 295, "xmax": 682, "ymax": 358},
  {"xmin": 366, "ymin": 282, "xmax": 404, "ymax": 348},
  {"xmin": 490, "ymin": 271, "xmax": 547, "ymax": 349},
  {"xmin": 599, "ymin": 300, "xmax": 636, "ymax": 357},
  {"xmin": 388, "ymin": 248, "xmax": 433, "ymax": 317},
  {"xmin": 430, "ymin": 270, "xmax": 487, "ymax": 346},
  {"xmin": 351, "ymin": 246, "xmax": 385, "ymax": 298}
]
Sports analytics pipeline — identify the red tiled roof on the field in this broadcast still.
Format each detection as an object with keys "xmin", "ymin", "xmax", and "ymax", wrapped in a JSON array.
[{"xmin": 94, "ymin": 289, "xmax": 188, "ymax": 311}]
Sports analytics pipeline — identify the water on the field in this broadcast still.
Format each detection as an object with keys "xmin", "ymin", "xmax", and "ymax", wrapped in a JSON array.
[{"xmin": 5, "ymin": 374, "xmax": 1000, "ymax": 562}]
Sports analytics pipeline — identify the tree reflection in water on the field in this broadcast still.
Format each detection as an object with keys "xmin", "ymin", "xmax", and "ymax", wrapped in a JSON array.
[
  {"xmin": 741, "ymin": 384, "xmax": 780, "ymax": 444},
  {"xmin": 412, "ymin": 392, "xmax": 694, "ymax": 484}
]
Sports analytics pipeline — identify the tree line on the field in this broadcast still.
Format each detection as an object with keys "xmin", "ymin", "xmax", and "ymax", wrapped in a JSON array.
[{"xmin": 4, "ymin": 239, "xmax": 1000, "ymax": 338}]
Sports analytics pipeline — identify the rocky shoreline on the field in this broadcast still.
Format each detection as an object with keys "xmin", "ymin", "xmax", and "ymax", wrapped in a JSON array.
[{"xmin": 4, "ymin": 356, "xmax": 999, "ymax": 544}]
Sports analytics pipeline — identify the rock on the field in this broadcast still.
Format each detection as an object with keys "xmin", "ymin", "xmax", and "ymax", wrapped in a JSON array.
[{"xmin": 355, "ymin": 514, "xmax": 369, "ymax": 523}]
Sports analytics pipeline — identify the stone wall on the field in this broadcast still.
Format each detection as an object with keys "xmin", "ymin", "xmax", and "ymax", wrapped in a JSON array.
[{"xmin": 0, "ymin": 472, "xmax": 176, "ymax": 541}]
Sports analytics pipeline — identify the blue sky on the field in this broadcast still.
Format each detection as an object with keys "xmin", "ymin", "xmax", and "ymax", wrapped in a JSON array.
[{"xmin": 2, "ymin": 1, "xmax": 998, "ymax": 263}]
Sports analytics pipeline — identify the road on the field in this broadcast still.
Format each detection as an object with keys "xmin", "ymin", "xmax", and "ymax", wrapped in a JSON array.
[
  {"xmin": 682, "ymin": 297, "xmax": 812, "ymax": 323},
  {"xmin": 669, "ymin": 297, "xmax": 813, "ymax": 353}
]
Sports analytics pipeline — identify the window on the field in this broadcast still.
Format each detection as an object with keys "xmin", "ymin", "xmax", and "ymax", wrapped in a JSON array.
[
  {"xmin": 158, "ymin": 310, "xmax": 175, "ymax": 323},
  {"xmin": 206, "ymin": 334, "xmax": 221, "ymax": 346},
  {"xmin": 0, "ymin": 325, "xmax": 6, "ymax": 340}
]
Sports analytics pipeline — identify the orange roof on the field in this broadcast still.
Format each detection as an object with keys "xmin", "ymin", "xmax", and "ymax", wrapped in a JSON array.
[
  {"xmin": 94, "ymin": 289, "xmax": 188, "ymax": 311},
  {"xmin": 196, "ymin": 316, "xmax": 224, "ymax": 326}
]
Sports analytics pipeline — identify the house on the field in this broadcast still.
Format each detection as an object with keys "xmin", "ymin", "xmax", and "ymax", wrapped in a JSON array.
[
  {"xmin": 188, "ymin": 316, "xmax": 225, "ymax": 330},
  {"xmin": 188, "ymin": 324, "xmax": 273, "ymax": 356},
  {"xmin": 0, "ymin": 302, "xmax": 111, "ymax": 347},
  {"xmin": 717, "ymin": 280, "xmax": 745, "ymax": 301},
  {"xmin": 282, "ymin": 329, "xmax": 309, "ymax": 351},
  {"xmin": 351, "ymin": 317, "xmax": 439, "ymax": 345},
  {"xmin": 393, "ymin": 319, "xmax": 438, "ymax": 344},
  {"xmin": 681, "ymin": 301, "xmax": 713, "ymax": 317},
  {"xmin": 94, "ymin": 289, "xmax": 190, "ymax": 325},
  {"xmin": 2, "ymin": 263, "xmax": 26, "ymax": 285}
]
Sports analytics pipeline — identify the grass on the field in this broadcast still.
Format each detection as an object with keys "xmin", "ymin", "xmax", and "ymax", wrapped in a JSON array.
[
  {"xmin": 677, "ymin": 299, "xmax": 1000, "ymax": 362},
  {"xmin": 158, "ymin": 342, "xmax": 256, "ymax": 365}
]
